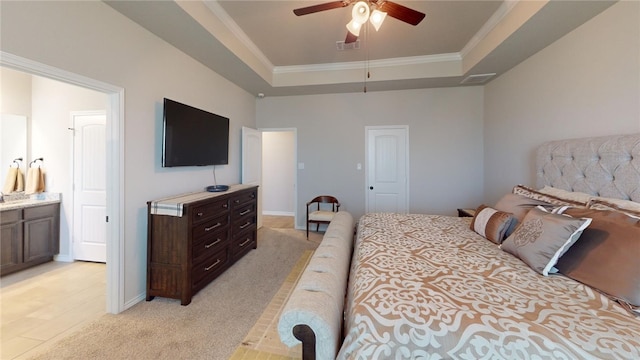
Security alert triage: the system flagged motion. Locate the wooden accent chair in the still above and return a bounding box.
[306,195,340,238]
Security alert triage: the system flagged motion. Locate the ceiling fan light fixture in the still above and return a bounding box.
[370,9,387,31]
[346,19,362,36]
[351,1,370,23]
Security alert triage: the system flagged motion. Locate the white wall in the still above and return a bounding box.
[262,130,295,216]
[1,68,32,182]
[1,67,32,116]
[483,1,640,205]
[1,1,256,307]
[256,86,485,227]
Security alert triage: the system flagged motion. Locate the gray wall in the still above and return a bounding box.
[256,87,485,228]
[483,0,640,205]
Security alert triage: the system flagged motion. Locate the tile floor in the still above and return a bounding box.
[0,261,106,359]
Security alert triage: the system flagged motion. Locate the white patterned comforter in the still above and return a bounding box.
[337,213,640,359]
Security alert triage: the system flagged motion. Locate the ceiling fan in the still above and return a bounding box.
[293,0,426,44]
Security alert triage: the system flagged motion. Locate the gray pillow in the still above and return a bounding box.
[501,206,591,276]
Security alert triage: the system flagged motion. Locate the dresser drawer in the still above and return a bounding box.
[230,189,257,208]
[192,228,228,264]
[232,202,256,220]
[231,230,256,258]
[231,215,256,236]
[192,249,228,288]
[191,199,229,224]
[192,214,229,240]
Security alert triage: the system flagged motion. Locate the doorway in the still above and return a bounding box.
[1,52,124,314]
[241,127,297,228]
[261,129,297,226]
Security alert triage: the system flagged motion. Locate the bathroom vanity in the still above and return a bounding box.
[0,199,60,276]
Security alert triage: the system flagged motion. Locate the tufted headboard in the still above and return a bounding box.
[536,133,640,202]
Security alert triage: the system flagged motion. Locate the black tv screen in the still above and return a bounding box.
[162,98,229,167]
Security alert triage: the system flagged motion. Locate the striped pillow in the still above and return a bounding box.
[470,205,517,244]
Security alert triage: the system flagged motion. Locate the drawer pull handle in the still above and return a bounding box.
[235,199,240,204]
[205,259,221,271]
[205,239,222,248]
[239,221,252,229]
[223,203,228,208]
[197,212,204,217]
[205,223,222,232]
[240,209,251,216]
[250,194,255,198]
[239,238,252,247]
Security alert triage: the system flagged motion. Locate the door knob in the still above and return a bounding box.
[369,186,374,190]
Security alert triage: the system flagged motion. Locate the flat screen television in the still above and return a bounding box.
[162,98,229,167]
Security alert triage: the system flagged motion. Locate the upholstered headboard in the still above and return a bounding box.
[536,133,640,202]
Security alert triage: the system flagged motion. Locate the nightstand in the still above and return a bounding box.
[457,208,476,217]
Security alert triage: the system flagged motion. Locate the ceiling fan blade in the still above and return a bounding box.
[379,1,426,26]
[345,31,358,44]
[293,1,348,16]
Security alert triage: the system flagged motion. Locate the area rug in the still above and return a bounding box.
[228,250,313,360]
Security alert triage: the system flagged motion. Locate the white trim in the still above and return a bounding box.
[202,1,274,71]
[53,254,73,262]
[1,51,125,314]
[460,0,519,58]
[274,53,461,74]
[263,211,295,217]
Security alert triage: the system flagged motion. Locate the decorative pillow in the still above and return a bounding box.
[500,207,592,276]
[588,198,640,218]
[469,205,516,244]
[556,208,640,306]
[539,186,594,205]
[494,193,553,225]
[512,185,586,207]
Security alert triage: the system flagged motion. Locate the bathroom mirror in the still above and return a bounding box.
[1,114,28,192]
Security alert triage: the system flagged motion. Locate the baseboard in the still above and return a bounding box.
[54,254,73,262]
[124,293,147,311]
[263,211,294,216]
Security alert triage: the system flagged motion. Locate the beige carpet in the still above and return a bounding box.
[25,226,321,360]
[229,250,313,360]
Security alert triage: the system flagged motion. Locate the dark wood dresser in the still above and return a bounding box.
[146,184,258,305]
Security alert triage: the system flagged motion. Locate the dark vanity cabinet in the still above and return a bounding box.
[0,202,60,276]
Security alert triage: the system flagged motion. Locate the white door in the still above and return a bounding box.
[241,126,263,228]
[365,126,409,213]
[72,112,107,262]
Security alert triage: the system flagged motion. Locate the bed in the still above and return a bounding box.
[279,133,640,359]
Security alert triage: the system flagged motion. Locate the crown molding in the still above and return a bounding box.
[460,0,519,58]
[0,51,122,93]
[203,1,274,71]
[273,53,462,75]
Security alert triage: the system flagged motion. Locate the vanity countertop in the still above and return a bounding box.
[0,193,61,211]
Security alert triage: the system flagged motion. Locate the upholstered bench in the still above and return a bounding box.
[277,211,355,360]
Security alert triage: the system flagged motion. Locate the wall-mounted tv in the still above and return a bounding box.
[162,98,229,167]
